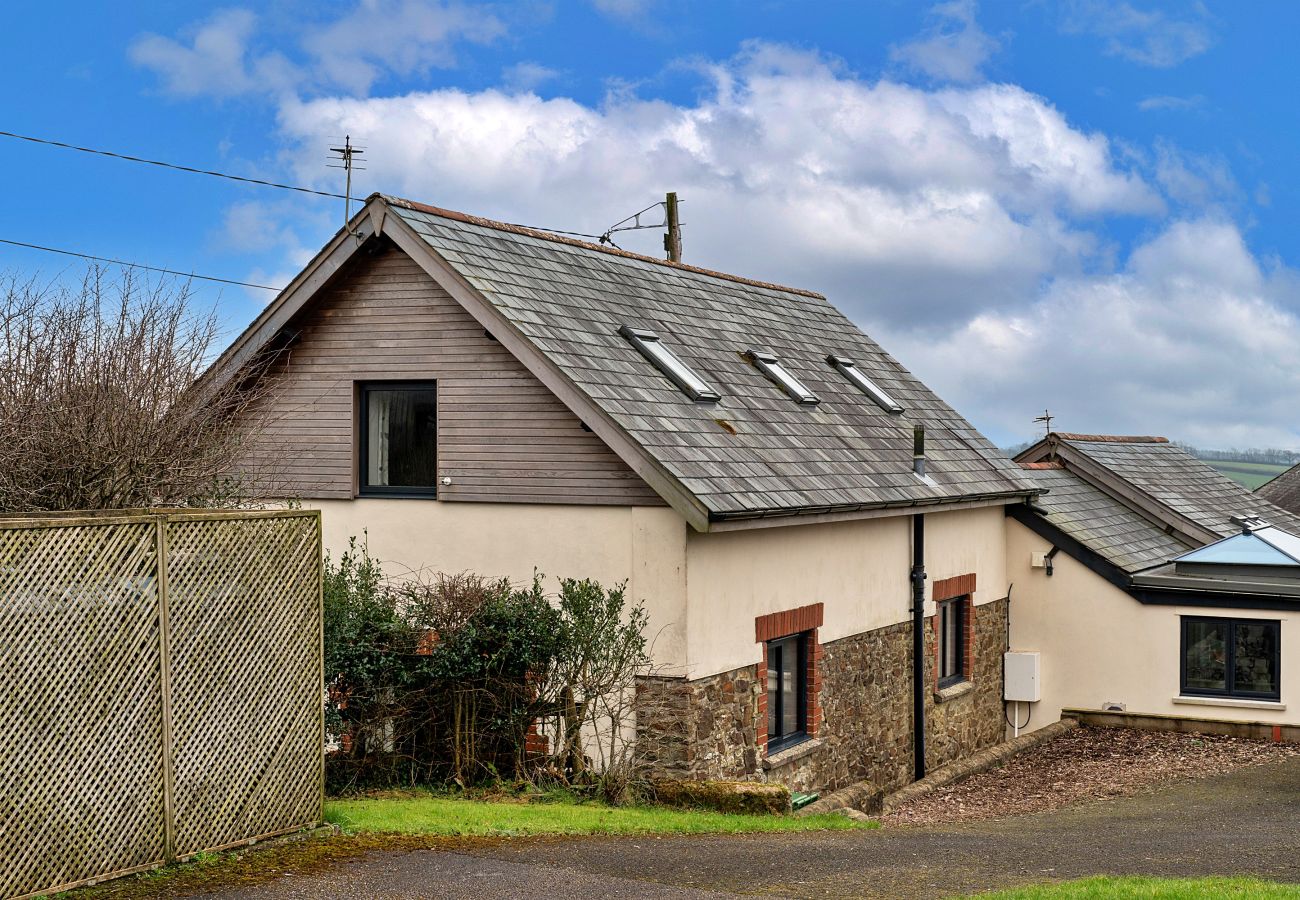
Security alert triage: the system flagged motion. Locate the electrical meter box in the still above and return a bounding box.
[1004,651,1041,703]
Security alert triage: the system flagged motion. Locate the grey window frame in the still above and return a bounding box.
[619,325,720,402]
[767,631,809,752]
[1180,615,1280,701]
[358,380,439,499]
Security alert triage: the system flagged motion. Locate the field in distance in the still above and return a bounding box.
[1206,459,1291,490]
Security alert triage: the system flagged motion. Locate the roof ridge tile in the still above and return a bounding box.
[379,193,827,300]
[1055,432,1170,444]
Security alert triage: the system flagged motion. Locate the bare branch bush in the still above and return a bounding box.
[0,268,277,510]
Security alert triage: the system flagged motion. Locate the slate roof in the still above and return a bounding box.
[1055,435,1300,538]
[1017,464,1193,573]
[1258,463,1300,517]
[384,196,1036,520]
[1013,434,1300,577]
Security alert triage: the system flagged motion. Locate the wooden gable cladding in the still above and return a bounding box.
[243,243,665,506]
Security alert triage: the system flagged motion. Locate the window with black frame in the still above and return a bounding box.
[938,597,966,688]
[1181,616,1280,701]
[766,632,807,751]
[359,382,438,497]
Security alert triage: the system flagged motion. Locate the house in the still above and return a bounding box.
[1258,462,1300,516]
[1007,433,1300,736]
[205,193,1040,794]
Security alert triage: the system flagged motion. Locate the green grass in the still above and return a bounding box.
[1205,460,1290,490]
[980,876,1300,899]
[324,795,871,837]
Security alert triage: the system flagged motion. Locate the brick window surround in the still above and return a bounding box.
[932,574,976,689]
[755,603,824,752]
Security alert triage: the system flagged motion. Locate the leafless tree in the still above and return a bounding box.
[0,267,277,511]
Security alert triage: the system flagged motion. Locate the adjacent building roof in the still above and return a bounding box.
[208,194,1037,529]
[1258,462,1300,516]
[1015,464,1192,573]
[1013,434,1300,590]
[1017,433,1300,544]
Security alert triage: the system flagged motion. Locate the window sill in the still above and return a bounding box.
[1172,696,1285,712]
[762,737,824,770]
[934,680,974,704]
[356,492,440,500]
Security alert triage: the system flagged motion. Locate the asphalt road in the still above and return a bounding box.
[203,756,1300,899]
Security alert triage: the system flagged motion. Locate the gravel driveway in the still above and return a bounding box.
[200,753,1300,899]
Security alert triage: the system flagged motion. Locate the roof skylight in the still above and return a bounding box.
[826,355,904,414]
[746,350,819,406]
[620,325,720,402]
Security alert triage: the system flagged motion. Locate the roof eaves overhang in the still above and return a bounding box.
[1005,502,1134,591]
[708,490,1038,532]
[1129,573,1300,609]
[378,202,715,532]
[1132,553,1300,594]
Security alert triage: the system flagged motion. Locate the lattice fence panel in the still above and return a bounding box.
[0,520,166,899]
[166,513,323,857]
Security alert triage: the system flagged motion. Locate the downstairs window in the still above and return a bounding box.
[1181,616,1280,701]
[767,632,808,752]
[938,596,968,688]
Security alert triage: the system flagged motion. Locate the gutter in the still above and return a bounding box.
[709,488,1041,524]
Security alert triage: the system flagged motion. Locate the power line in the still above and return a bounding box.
[1,127,618,240]
[0,128,358,201]
[0,238,281,292]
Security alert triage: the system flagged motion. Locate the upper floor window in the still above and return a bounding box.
[359,382,438,497]
[1182,616,1280,701]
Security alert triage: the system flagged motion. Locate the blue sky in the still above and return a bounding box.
[3,1,1298,448]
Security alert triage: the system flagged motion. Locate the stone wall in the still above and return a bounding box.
[636,596,1009,794]
[925,596,1009,772]
[634,666,761,779]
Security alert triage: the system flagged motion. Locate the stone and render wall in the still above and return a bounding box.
[638,593,1010,794]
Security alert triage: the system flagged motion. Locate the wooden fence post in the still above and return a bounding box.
[155,516,177,863]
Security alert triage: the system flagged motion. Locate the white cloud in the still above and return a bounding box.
[302,0,506,95]
[501,61,560,93]
[890,0,1002,83]
[276,44,1158,326]
[1150,142,1236,208]
[131,2,504,99]
[129,9,297,98]
[1060,1,1215,68]
[888,219,1300,447]
[1137,93,1205,112]
[216,200,310,254]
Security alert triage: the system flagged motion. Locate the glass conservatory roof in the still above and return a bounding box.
[1175,525,1300,567]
